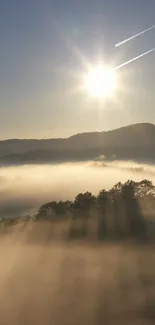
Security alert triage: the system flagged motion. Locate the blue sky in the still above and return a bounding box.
[0,0,155,138]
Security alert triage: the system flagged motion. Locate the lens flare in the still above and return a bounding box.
[85,66,117,98]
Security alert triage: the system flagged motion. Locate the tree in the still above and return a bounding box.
[112,182,123,193]
[121,181,146,239]
[97,190,108,238]
[74,192,96,213]
[121,179,155,198]
[73,192,96,237]
[135,180,155,197]
[108,186,125,238]
[36,200,72,220]
[121,181,135,200]
[97,189,107,208]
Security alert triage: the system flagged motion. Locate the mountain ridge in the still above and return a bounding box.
[1,122,154,142]
[0,123,155,164]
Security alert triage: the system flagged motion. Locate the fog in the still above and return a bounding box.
[1,162,155,325]
[1,161,155,217]
[1,237,155,325]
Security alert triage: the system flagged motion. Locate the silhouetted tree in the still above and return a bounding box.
[36,200,72,220]
[97,190,108,239]
[74,192,96,211]
[73,192,96,236]
[122,179,155,198]
[112,182,123,192]
[121,182,146,239]
[135,180,155,197]
[109,187,123,238]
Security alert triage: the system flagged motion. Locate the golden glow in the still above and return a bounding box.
[84,66,117,98]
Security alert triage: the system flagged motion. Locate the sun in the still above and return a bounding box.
[84,66,117,99]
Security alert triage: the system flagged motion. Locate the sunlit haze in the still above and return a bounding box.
[84,66,117,98]
[0,161,155,218]
[0,1,155,138]
[1,2,155,324]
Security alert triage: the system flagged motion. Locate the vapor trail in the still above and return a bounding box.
[115,47,155,70]
[115,25,155,48]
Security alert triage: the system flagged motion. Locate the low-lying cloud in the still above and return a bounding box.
[1,161,155,217]
[90,160,155,176]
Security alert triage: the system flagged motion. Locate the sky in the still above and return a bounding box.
[0,0,155,139]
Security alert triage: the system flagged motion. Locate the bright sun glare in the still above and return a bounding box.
[85,66,117,99]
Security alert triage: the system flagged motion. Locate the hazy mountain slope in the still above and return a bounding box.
[0,123,155,152]
[68,123,155,148]
[0,123,155,163]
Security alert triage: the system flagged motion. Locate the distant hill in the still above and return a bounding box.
[0,123,155,164]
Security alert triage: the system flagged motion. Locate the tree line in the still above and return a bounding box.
[35,179,155,240]
[1,179,155,240]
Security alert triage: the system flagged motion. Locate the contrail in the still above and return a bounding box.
[115,47,155,70]
[115,25,155,48]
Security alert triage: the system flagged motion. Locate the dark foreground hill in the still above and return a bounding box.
[0,123,155,163]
